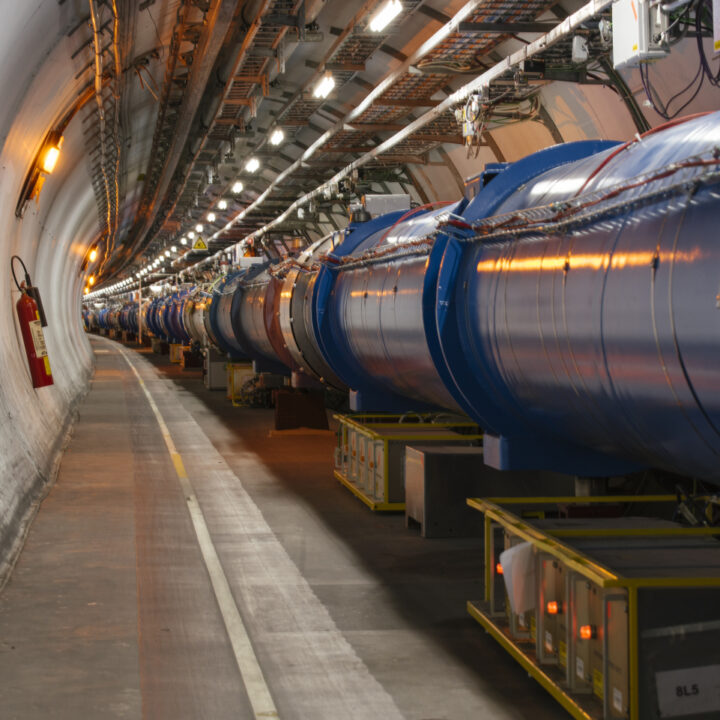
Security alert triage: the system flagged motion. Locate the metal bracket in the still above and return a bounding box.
[265,0,306,41]
[458,21,560,34]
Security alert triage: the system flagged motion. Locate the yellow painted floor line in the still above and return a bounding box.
[118,345,279,720]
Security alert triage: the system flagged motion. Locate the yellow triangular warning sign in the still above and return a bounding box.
[192,237,208,251]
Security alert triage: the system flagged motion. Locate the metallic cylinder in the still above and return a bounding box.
[321,206,465,411]
[231,266,282,366]
[206,271,249,359]
[278,234,346,389]
[182,286,208,345]
[442,112,720,479]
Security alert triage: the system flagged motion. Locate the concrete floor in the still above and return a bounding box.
[0,336,566,719]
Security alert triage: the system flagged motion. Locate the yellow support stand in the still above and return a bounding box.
[227,362,254,406]
[332,413,481,511]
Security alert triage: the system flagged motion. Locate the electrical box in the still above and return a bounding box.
[612,0,669,69]
[203,347,227,390]
[403,446,574,538]
[333,413,481,510]
[362,194,411,218]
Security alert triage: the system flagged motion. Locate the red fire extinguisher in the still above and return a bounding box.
[12,256,53,388]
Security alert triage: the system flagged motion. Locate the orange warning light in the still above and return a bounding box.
[496,563,503,575]
[547,601,559,615]
[579,624,595,640]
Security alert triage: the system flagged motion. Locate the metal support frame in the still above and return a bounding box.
[468,497,720,720]
[458,21,559,33]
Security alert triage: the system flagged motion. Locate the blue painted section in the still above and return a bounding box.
[431,140,639,475]
[313,214,404,393]
[314,209,456,412]
[166,291,189,344]
[146,298,164,340]
[464,162,510,200]
[482,434,643,477]
[208,271,250,360]
[462,140,619,223]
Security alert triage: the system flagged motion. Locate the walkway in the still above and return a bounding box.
[0,336,561,719]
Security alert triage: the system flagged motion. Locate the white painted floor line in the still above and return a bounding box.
[117,344,279,720]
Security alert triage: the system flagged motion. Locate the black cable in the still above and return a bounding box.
[10,255,31,292]
[665,1,695,43]
[663,59,705,115]
[640,56,704,119]
[696,0,720,86]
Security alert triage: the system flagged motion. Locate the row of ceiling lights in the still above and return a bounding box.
[87,0,404,299]
[85,146,270,298]
[162,0,402,265]
[133,151,270,279]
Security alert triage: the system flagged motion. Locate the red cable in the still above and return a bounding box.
[573,112,713,198]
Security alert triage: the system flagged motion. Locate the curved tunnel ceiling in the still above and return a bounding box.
[6,0,720,298]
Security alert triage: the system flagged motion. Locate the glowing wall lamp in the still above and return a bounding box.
[16,82,98,217]
[16,131,64,216]
[39,132,63,174]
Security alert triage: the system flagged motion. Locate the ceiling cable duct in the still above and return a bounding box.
[88,0,113,270]
[145,0,274,246]
[109,0,122,274]
[117,0,240,275]
[88,0,123,278]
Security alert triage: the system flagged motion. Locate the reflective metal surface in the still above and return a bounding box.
[330,205,464,411]
[451,112,720,478]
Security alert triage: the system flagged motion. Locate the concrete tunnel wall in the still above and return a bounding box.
[0,1,96,581]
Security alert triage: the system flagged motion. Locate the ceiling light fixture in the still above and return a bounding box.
[232,180,243,194]
[370,0,402,32]
[218,199,228,210]
[270,128,284,146]
[88,246,98,263]
[207,212,216,222]
[180,237,188,245]
[188,231,195,239]
[171,245,177,252]
[195,223,204,232]
[245,157,260,173]
[313,72,335,99]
